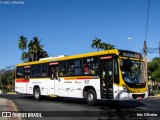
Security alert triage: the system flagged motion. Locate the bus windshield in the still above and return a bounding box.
[120,58,145,84]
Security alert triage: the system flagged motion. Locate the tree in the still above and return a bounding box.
[18,36,27,51]
[148,57,160,89]
[18,36,29,62]
[18,36,49,62]
[0,66,15,92]
[21,52,29,62]
[91,37,115,51]
[91,38,102,51]
[28,37,44,61]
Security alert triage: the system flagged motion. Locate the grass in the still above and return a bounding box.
[153,89,160,95]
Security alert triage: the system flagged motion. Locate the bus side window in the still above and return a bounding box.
[83,57,98,75]
[16,66,24,78]
[41,63,48,77]
[83,64,89,74]
[59,61,66,76]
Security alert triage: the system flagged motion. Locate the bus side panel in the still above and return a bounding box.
[29,78,50,95]
[15,81,27,94]
[58,78,69,97]
[57,78,101,99]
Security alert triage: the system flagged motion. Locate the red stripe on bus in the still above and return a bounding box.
[16,79,29,83]
[77,78,94,80]
[64,77,97,80]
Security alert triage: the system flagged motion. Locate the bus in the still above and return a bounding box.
[15,49,148,105]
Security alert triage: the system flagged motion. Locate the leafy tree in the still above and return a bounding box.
[0,66,15,91]
[91,37,115,51]
[18,36,49,62]
[148,57,160,89]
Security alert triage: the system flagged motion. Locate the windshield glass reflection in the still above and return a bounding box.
[120,58,145,84]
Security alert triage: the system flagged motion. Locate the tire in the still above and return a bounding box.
[33,88,41,101]
[86,89,97,105]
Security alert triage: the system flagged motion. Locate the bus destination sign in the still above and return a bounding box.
[119,50,141,59]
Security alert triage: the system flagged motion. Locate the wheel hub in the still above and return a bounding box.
[88,94,93,101]
[35,91,39,98]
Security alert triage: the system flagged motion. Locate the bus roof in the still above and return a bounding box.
[16,49,142,66]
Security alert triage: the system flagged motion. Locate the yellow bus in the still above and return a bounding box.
[15,49,148,105]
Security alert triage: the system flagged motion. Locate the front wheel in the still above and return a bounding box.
[86,89,97,105]
[33,88,41,100]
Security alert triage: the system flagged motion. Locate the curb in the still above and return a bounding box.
[148,95,160,98]
[6,92,17,94]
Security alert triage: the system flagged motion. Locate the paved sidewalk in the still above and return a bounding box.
[0,98,21,120]
[148,94,160,98]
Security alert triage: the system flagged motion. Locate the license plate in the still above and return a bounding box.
[137,96,142,99]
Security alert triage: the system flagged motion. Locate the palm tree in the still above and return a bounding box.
[28,37,48,61]
[107,44,115,50]
[39,50,49,59]
[101,42,108,50]
[21,52,29,62]
[101,42,115,50]
[18,36,27,51]
[91,37,115,51]
[91,38,102,51]
[18,36,49,62]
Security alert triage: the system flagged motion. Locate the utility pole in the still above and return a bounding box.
[144,40,148,82]
[158,41,160,58]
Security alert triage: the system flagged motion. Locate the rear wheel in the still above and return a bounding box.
[34,88,41,100]
[86,89,97,105]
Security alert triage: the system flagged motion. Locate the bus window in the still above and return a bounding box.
[59,61,66,76]
[16,66,24,78]
[41,64,48,77]
[83,64,90,74]
[32,64,41,78]
[74,59,82,75]
[83,57,98,75]
[66,59,82,75]
[91,63,98,75]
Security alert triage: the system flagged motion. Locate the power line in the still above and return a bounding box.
[147,41,160,58]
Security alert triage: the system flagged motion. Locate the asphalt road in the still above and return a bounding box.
[0,94,160,120]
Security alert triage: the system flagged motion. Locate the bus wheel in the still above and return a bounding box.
[86,89,97,105]
[34,88,41,100]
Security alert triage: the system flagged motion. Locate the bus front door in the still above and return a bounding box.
[49,65,58,96]
[100,59,114,99]
[24,67,30,94]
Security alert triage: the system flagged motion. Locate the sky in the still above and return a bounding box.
[0,0,160,69]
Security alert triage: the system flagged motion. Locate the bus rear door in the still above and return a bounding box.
[24,66,30,94]
[49,62,59,96]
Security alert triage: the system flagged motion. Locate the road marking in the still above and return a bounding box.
[136,107,147,110]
